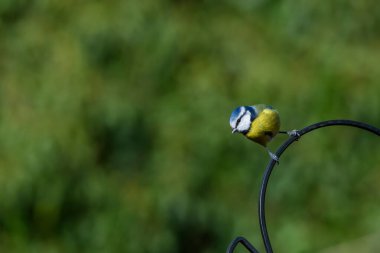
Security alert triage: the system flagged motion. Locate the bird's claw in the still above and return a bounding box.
[287,129,300,140]
[266,148,280,165]
[270,153,280,165]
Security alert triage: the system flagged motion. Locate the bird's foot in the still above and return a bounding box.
[288,129,300,139]
[280,129,301,140]
[266,148,279,165]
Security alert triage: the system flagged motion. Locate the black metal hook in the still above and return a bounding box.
[227,120,380,253]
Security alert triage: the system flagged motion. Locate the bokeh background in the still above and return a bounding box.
[1,1,380,252]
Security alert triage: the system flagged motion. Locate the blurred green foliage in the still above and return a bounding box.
[1,0,380,252]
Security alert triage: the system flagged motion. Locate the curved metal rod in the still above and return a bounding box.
[226,236,260,253]
[259,120,380,252]
[228,119,380,253]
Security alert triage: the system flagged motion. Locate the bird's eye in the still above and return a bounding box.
[236,117,241,126]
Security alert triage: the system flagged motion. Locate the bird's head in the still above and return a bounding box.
[229,106,257,135]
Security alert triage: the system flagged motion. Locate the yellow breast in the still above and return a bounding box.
[245,108,280,146]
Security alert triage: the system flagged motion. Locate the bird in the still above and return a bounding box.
[229,104,298,163]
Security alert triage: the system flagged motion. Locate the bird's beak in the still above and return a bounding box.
[232,128,237,134]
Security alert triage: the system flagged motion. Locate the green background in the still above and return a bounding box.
[1,1,380,252]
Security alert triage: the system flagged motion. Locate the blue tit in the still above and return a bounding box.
[229,104,281,162]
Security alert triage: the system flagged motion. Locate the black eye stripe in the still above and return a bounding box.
[236,110,250,128]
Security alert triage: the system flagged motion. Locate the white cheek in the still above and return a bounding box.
[237,114,251,132]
